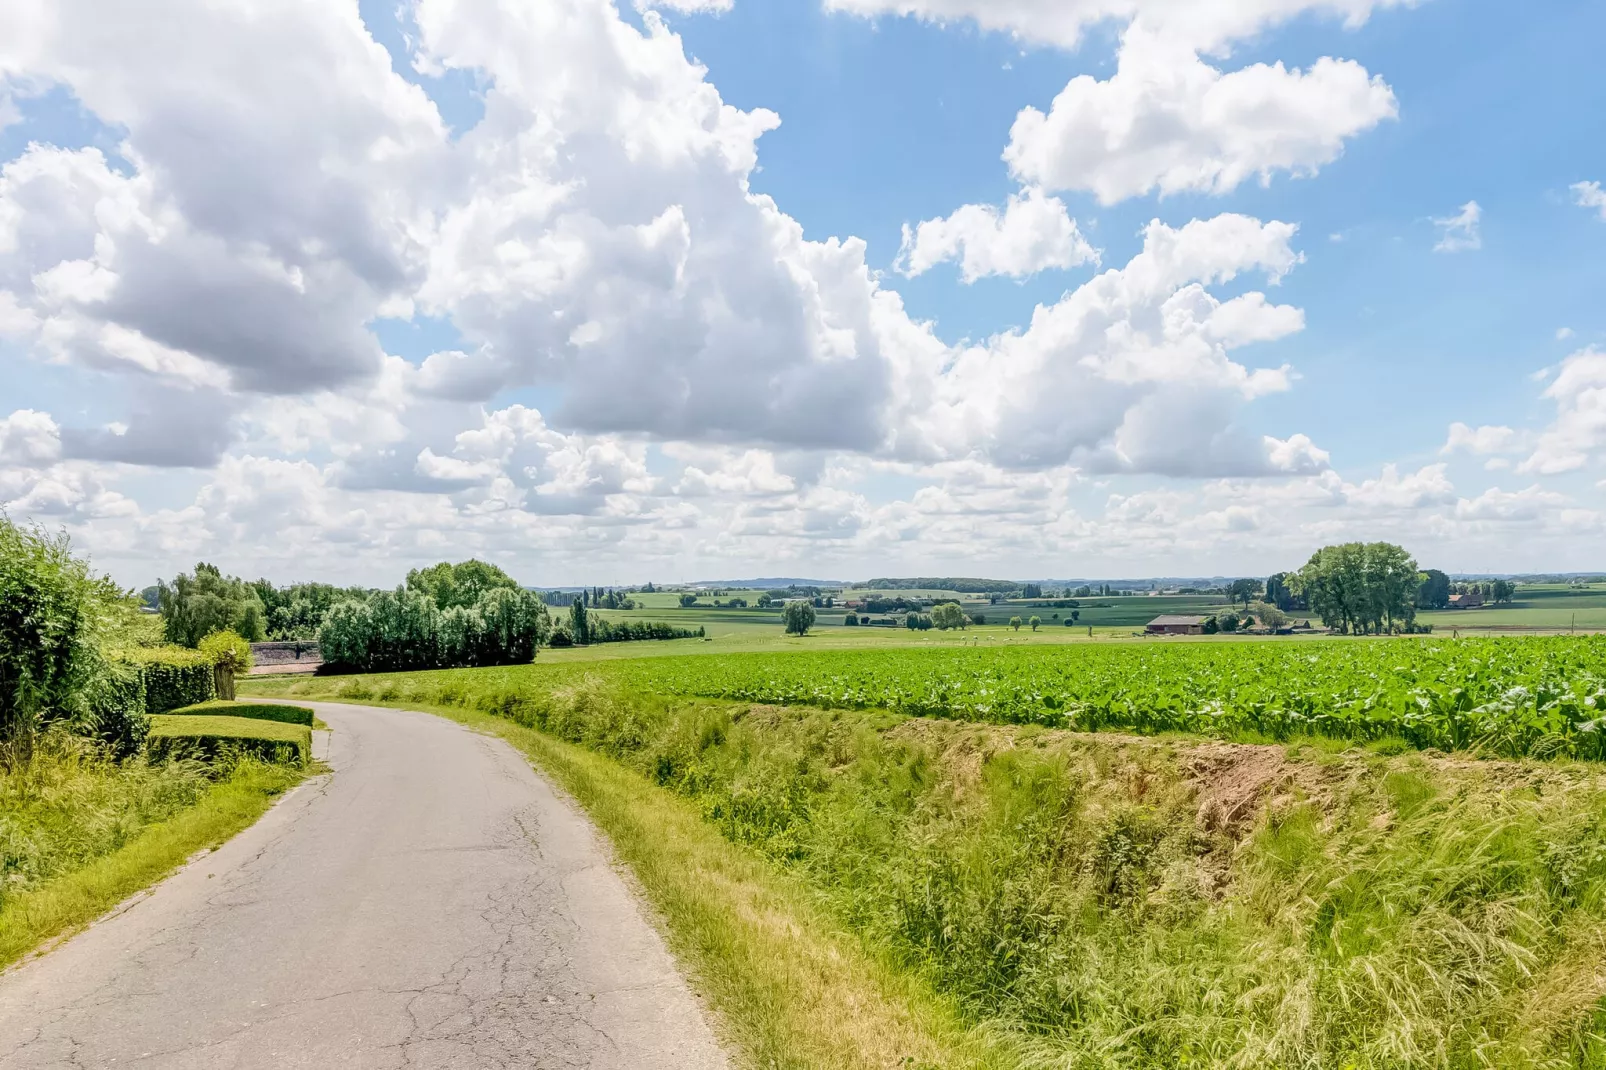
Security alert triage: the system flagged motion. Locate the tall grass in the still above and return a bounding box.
[0,735,303,966]
[261,670,1606,1068]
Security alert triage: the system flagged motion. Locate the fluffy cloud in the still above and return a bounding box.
[1520,348,1606,475]
[0,2,441,395]
[1432,200,1482,253]
[897,187,1096,282]
[917,213,1313,474]
[0,0,1441,584]
[1441,422,1525,457]
[1003,25,1397,204]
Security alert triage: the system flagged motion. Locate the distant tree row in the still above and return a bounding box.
[319,562,550,671]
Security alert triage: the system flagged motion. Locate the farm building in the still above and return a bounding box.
[1448,591,1484,609]
[1146,615,1209,635]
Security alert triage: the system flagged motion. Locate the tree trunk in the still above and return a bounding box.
[213,664,235,702]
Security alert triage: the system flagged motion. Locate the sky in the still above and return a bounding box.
[1,0,1604,588]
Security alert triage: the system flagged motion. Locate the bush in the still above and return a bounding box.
[165,701,314,727]
[147,715,310,766]
[197,630,253,674]
[114,647,216,714]
[0,519,122,762]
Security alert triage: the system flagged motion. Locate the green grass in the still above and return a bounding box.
[165,700,315,726]
[147,715,312,765]
[0,745,303,968]
[245,668,1606,1068]
[254,635,1606,761]
[1420,584,1606,633]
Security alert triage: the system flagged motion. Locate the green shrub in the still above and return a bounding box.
[197,630,253,674]
[114,647,216,713]
[165,701,314,727]
[147,715,309,766]
[0,519,123,762]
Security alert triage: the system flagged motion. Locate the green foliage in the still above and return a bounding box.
[1027,615,1040,631]
[0,518,124,761]
[165,700,314,727]
[197,630,253,674]
[250,579,376,640]
[158,563,267,645]
[377,636,1606,761]
[147,714,310,765]
[113,646,216,714]
[843,612,858,627]
[680,593,699,608]
[569,599,590,645]
[0,736,214,912]
[279,671,1606,1065]
[782,600,816,636]
[405,559,521,611]
[1009,616,1022,631]
[318,584,550,672]
[1294,542,1422,634]
[930,603,967,631]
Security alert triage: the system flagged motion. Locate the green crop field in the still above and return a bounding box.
[265,634,1606,761]
[1418,582,1606,633]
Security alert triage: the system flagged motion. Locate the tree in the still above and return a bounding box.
[1292,542,1420,635]
[756,593,774,608]
[1252,602,1288,630]
[1491,579,1516,605]
[782,600,816,636]
[1009,616,1023,631]
[1220,612,1240,632]
[569,599,590,645]
[1228,578,1263,609]
[1416,569,1451,610]
[1071,610,1080,622]
[1028,615,1041,631]
[843,611,858,626]
[679,593,698,607]
[159,563,267,646]
[406,559,520,611]
[1021,583,1043,598]
[1265,573,1304,611]
[931,603,967,630]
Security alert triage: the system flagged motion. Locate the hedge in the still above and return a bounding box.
[147,715,310,766]
[113,647,217,713]
[165,701,314,727]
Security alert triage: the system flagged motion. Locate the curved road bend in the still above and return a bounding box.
[0,701,730,1070]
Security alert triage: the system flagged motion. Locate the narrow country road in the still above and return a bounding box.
[0,702,731,1069]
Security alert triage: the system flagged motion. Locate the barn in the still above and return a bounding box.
[1146,615,1209,635]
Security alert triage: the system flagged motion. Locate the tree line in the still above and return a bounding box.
[318,562,550,672]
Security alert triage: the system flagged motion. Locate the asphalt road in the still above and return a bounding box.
[0,701,731,1069]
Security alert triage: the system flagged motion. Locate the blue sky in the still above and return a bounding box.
[1,0,1604,586]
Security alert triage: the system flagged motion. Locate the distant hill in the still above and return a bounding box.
[689,577,849,588]
[858,577,1021,593]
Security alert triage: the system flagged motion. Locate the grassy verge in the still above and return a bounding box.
[394,698,1013,1070]
[1,755,303,969]
[148,714,312,765]
[250,670,1606,1068]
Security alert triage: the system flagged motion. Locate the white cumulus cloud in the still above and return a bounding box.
[897,186,1097,282]
[1003,25,1397,204]
[1573,181,1606,221]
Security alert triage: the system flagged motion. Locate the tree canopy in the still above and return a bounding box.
[1291,542,1421,635]
[782,600,816,636]
[159,563,267,646]
[405,559,522,611]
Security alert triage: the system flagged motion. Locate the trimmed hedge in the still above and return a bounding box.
[147,715,310,766]
[165,701,314,727]
[113,647,217,713]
